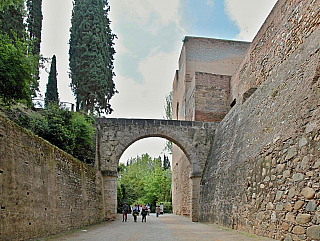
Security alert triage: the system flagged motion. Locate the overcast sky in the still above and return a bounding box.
[40,0,277,164]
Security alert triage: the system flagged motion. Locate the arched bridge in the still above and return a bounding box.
[95,118,218,221]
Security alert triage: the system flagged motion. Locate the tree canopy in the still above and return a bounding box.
[26,0,43,83]
[0,0,39,106]
[69,0,117,114]
[117,154,172,211]
[0,34,36,105]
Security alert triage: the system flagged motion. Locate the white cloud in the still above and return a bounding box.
[207,0,215,8]
[109,0,184,35]
[110,49,179,119]
[224,0,277,41]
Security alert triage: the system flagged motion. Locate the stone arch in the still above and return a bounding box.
[95,118,218,221]
[115,134,195,172]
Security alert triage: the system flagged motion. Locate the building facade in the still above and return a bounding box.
[172,36,250,217]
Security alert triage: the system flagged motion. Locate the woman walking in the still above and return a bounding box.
[132,204,139,222]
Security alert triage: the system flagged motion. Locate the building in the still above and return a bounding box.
[172,36,250,217]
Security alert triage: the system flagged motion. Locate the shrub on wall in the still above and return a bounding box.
[1,102,95,164]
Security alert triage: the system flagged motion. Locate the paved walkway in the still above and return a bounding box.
[50,214,276,241]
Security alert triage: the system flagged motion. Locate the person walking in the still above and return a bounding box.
[132,204,139,222]
[156,205,160,217]
[141,205,147,222]
[146,203,150,216]
[122,203,129,222]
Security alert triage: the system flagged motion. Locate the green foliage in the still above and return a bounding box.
[33,104,95,163]
[0,4,24,39]
[0,1,40,106]
[45,55,59,107]
[34,104,75,153]
[0,0,24,11]
[26,0,42,83]
[26,0,42,56]
[69,0,117,114]
[2,103,95,164]
[71,112,95,163]
[163,154,171,171]
[164,91,173,120]
[117,154,172,212]
[0,33,37,106]
[164,91,173,154]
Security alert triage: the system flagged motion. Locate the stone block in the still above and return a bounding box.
[301,187,315,199]
[292,226,305,234]
[307,225,320,239]
[294,201,305,210]
[296,214,311,224]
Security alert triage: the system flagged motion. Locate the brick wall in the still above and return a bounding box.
[0,116,104,240]
[200,0,320,239]
[194,72,231,122]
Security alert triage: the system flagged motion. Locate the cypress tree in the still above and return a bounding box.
[0,3,24,39]
[26,0,43,83]
[45,55,59,107]
[69,0,117,114]
[26,0,42,57]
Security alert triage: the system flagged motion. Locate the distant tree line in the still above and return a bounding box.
[117,154,172,213]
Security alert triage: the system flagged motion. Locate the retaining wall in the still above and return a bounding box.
[200,0,320,240]
[0,116,104,240]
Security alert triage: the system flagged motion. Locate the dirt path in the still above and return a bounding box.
[49,214,276,241]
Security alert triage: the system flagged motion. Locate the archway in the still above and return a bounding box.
[95,118,218,221]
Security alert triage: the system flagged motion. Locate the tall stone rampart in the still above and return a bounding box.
[200,0,320,240]
[0,116,104,240]
[230,0,320,104]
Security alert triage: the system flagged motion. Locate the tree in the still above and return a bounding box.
[26,0,42,57]
[26,0,43,83]
[0,3,24,39]
[32,104,95,163]
[69,0,117,114]
[0,0,24,11]
[0,34,36,106]
[0,1,39,104]
[117,154,172,211]
[45,55,59,107]
[164,91,173,154]
[163,154,171,171]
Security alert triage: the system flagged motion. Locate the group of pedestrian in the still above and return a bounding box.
[122,203,152,222]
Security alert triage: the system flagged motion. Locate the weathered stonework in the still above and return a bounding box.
[199,0,320,240]
[95,118,218,221]
[0,116,104,240]
[172,37,250,218]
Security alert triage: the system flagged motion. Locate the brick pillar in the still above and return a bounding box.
[190,175,201,222]
[101,171,117,220]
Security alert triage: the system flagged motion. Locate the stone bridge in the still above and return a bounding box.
[95,118,218,221]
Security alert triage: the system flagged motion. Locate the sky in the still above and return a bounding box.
[40,0,277,164]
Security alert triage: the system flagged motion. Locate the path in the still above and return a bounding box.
[50,214,276,241]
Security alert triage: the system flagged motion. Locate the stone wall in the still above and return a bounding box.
[200,0,320,239]
[0,116,104,240]
[172,145,191,217]
[172,37,249,218]
[230,0,320,104]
